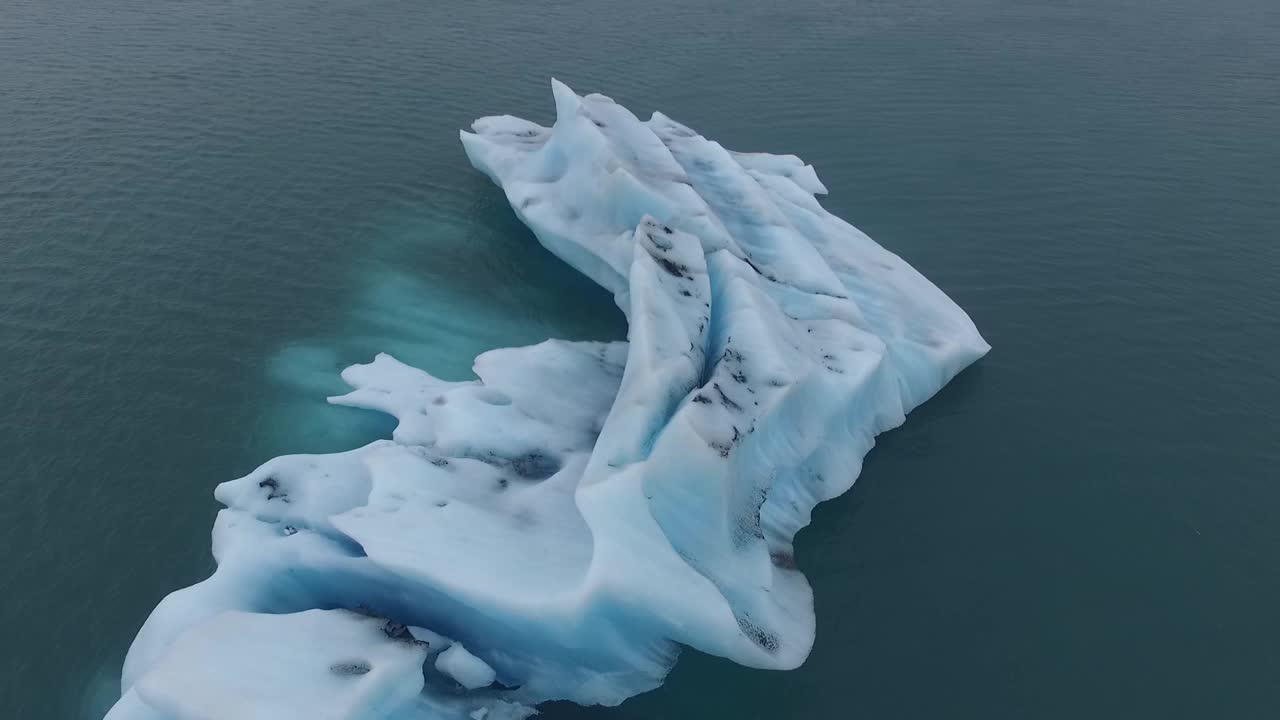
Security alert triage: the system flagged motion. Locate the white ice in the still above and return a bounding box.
[108,80,987,719]
[435,644,497,691]
[109,610,429,720]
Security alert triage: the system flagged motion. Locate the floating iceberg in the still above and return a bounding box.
[107,81,988,720]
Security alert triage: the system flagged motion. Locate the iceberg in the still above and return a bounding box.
[106,81,988,720]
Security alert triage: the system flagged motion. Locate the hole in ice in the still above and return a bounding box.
[258,476,288,501]
[382,621,417,642]
[330,660,371,676]
[432,396,447,406]
[654,257,689,278]
[510,451,560,480]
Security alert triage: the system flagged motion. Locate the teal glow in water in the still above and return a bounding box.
[1,0,1277,717]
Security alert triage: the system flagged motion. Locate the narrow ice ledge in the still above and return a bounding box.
[107,81,988,720]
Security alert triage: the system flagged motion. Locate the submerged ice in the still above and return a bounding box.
[107,81,988,720]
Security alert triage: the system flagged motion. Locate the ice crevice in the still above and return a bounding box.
[106,80,988,720]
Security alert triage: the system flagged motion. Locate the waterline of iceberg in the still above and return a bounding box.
[107,81,988,720]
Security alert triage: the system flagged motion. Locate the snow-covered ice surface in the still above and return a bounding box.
[107,81,988,720]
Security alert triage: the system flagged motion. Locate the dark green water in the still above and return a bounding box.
[2,0,1278,717]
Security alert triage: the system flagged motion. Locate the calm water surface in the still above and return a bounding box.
[2,0,1278,717]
